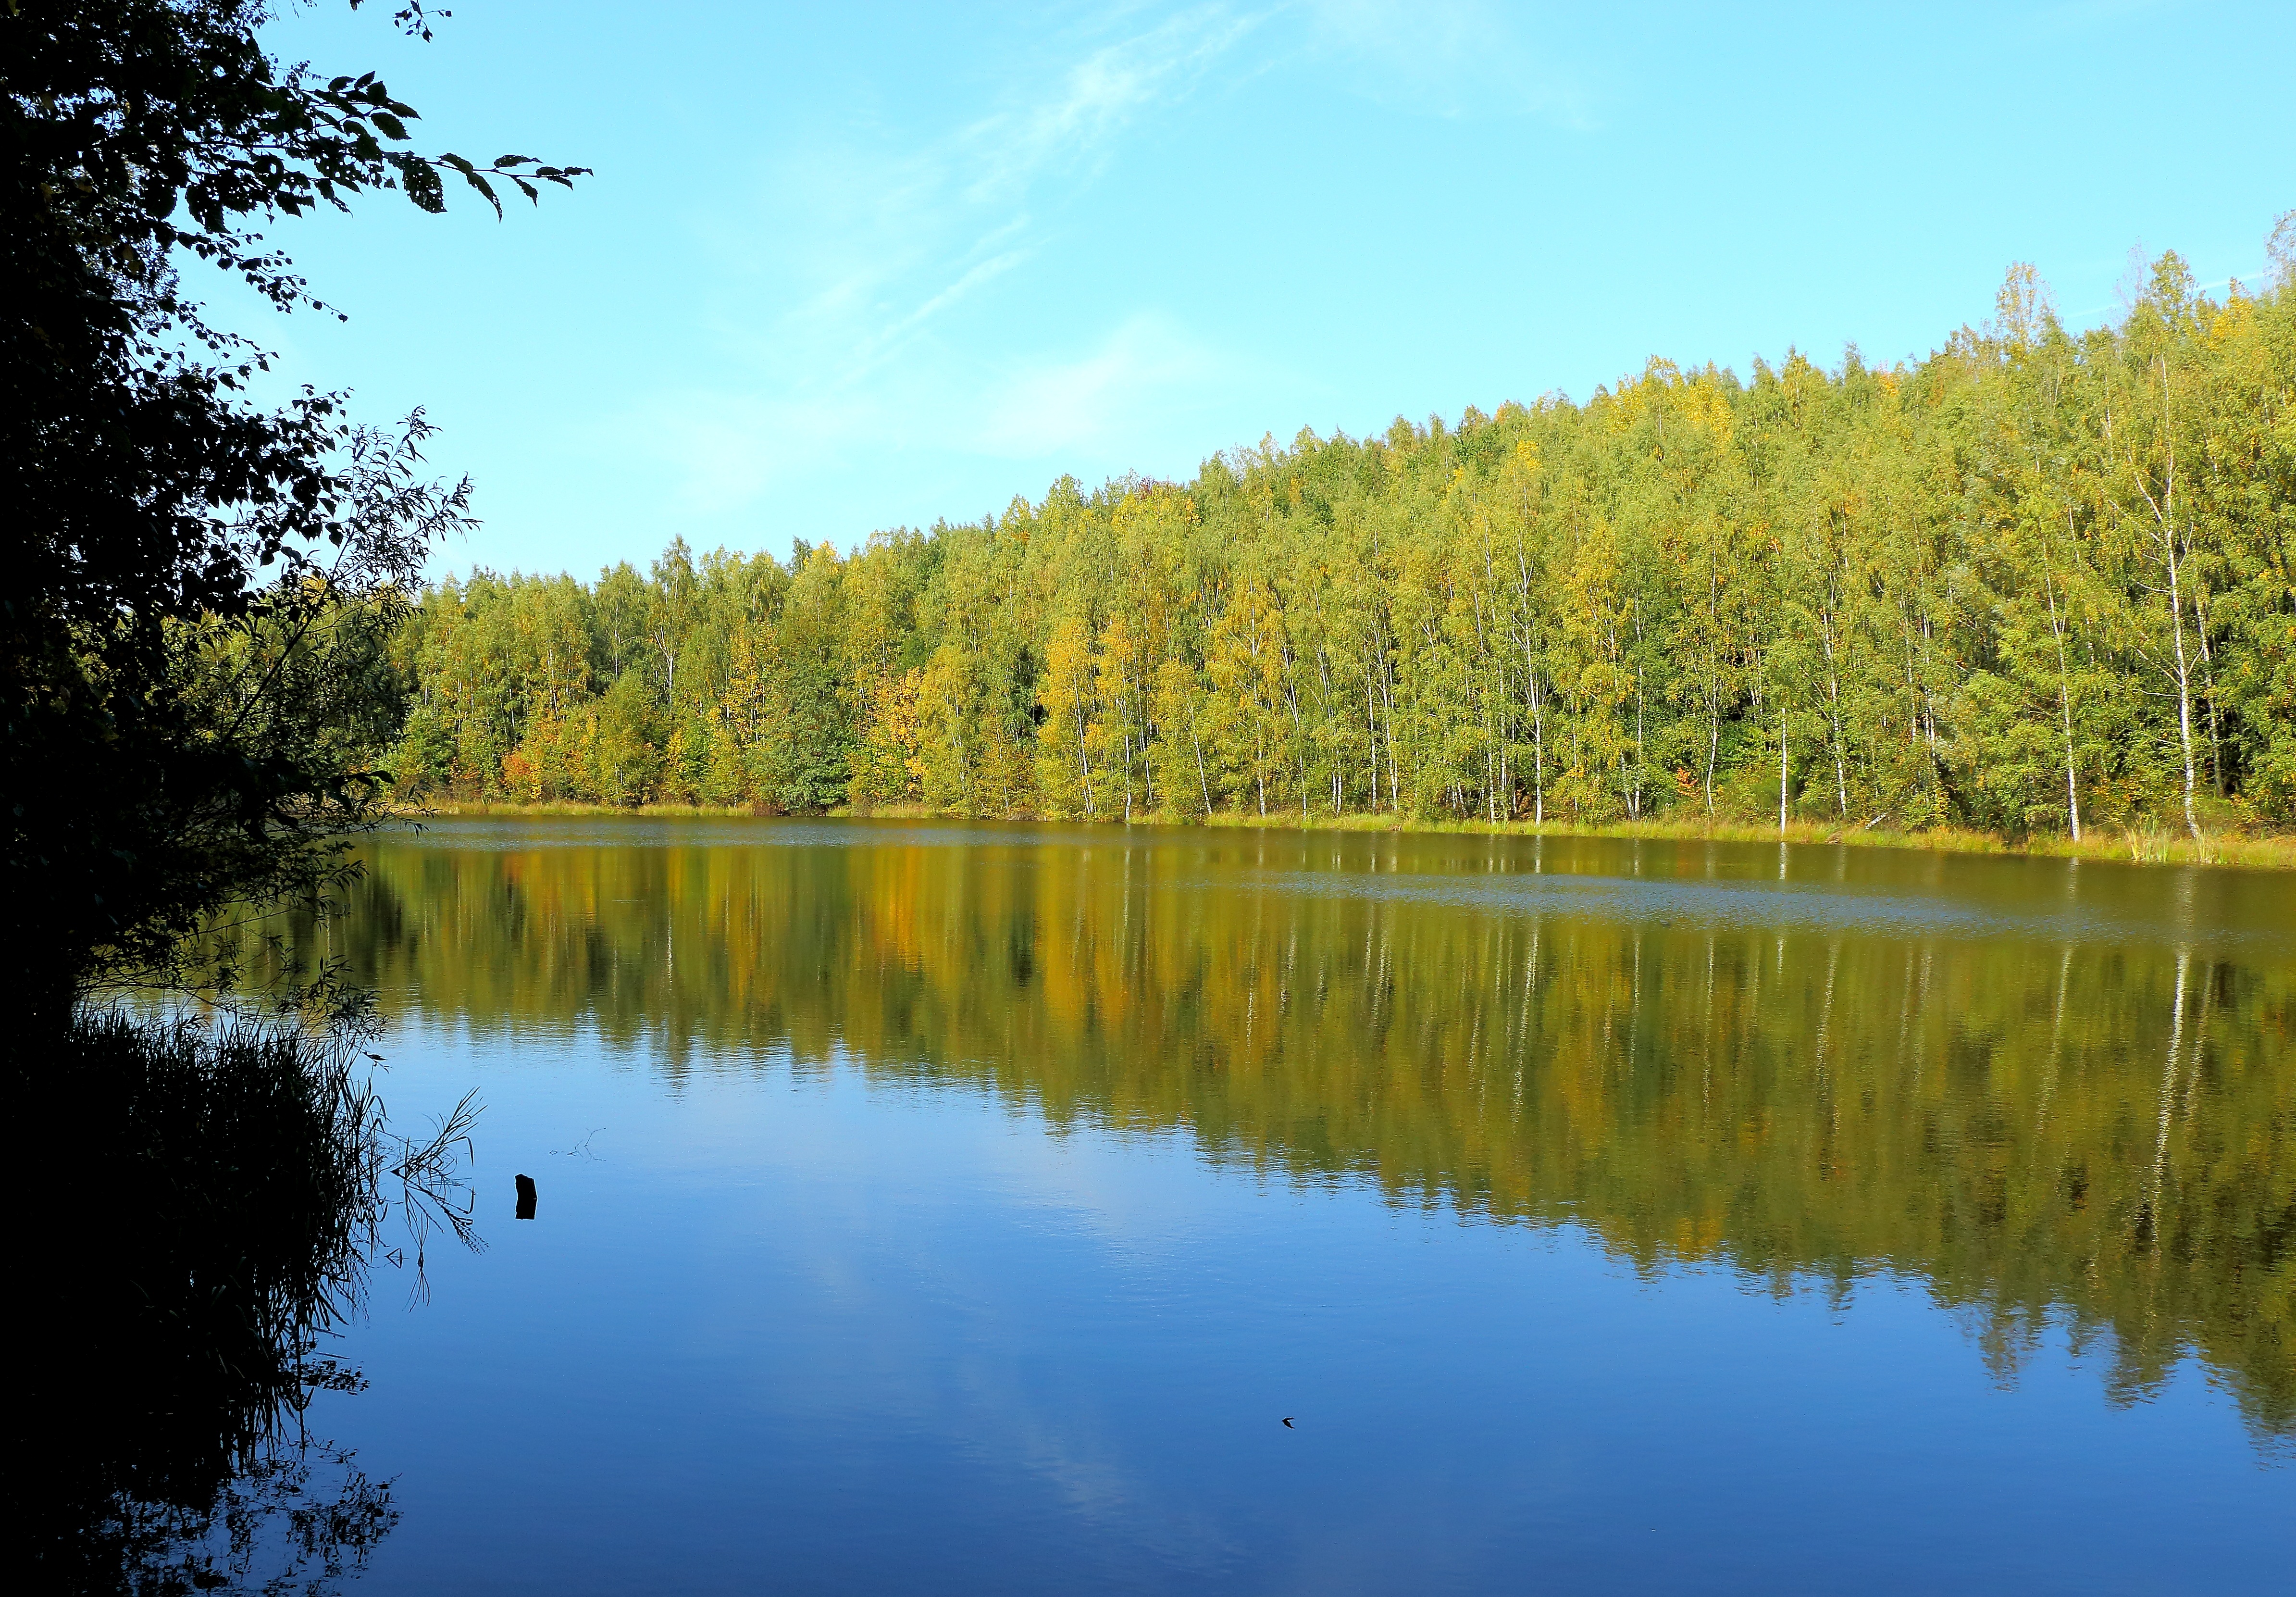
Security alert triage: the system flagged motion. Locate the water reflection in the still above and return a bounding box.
[329,821,2294,1443]
[18,1016,401,1594]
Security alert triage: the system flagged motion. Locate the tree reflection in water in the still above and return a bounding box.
[14,1013,477,1594]
[321,822,2292,1445]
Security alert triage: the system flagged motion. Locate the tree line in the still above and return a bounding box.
[390,241,2296,841]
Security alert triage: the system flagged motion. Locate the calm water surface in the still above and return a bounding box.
[311,819,2293,1594]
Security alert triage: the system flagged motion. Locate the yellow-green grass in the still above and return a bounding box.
[394,800,2296,870]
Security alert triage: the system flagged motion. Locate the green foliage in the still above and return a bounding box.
[392,241,2296,841]
[14,1011,400,1590]
[4,0,583,1015]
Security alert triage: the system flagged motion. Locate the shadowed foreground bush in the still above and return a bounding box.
[9,1012,397,1595]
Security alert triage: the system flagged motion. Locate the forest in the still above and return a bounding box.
[386,248,2296,841]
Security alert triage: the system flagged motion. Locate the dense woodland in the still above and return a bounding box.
[389,249,2296,839]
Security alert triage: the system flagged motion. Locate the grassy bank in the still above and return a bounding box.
[397,800,2296,870]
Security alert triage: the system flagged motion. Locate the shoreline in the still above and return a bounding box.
[387,801,2296,871]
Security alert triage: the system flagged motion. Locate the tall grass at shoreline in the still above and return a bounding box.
[11,1011,475,1593]
[396,800,2296,871]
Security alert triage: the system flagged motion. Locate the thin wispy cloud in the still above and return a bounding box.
[635,4,1268,525]
[628,0,1599,533]
[1295,0,1592,125]
[852,248,1032,369]
[957,5,1259,203]
[976,313,1236,459]
[761,4,1257,377]
[632,314,1251,523]
[631,390,870,518]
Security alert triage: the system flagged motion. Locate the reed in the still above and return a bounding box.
[391,799,2296,871]
[10,1011,471,1593]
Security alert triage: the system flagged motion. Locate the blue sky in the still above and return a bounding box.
[226,1,2295,579]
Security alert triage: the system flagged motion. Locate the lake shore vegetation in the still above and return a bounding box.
[13,1015,397,1589]
[400,799,2296,870]
[387,237,2296,856]
[7,0,582,1019]
[6,4,580,1587]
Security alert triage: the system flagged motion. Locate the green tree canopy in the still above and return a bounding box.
[2,0,584,1016]
[387,231,2296,850]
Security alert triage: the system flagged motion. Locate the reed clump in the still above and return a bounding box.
[394,799,2296,871]
[9,1012,422,1595]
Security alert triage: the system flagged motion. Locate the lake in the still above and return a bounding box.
[306,818,2291,1593]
